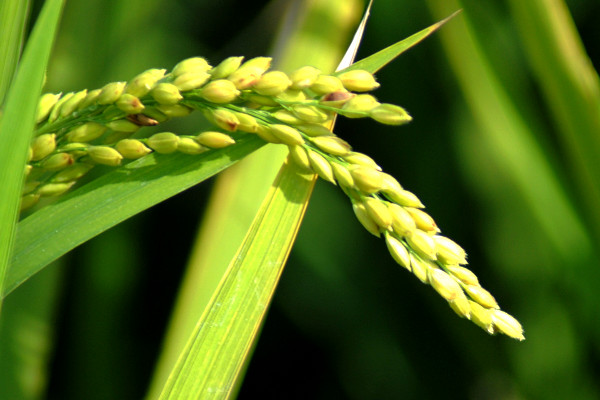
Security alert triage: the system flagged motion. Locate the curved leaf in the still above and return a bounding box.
[5,135,265,297]
[0,0,30,105]
[0,0,64,307]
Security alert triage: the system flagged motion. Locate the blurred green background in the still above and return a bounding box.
[2,0,600,399]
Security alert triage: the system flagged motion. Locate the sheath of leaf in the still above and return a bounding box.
[26,55,524,340]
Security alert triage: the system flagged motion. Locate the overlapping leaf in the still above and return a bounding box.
[0,0,64,309]
[5,135,265,297]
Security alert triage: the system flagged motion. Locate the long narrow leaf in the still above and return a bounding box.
[0,0,30,105]
[508,0,600,242]
[338,9,460,74]
[158,162,315,399]
[5,135,265,297]
[0,260,63,399]
[0,0,64,309]
[426,0,590,261]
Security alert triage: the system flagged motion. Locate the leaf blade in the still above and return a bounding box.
[426,0,590,260]
[0,0,64,308]
[0,0,30,105]
[338,9,461,74]
[159,161,315,399]
[5,135,265,298]
[508,0,600,241]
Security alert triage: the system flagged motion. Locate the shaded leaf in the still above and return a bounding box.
[158,162,315,399]
[0,0,30,105]
[5,135,265,297]
[0,0,64,307]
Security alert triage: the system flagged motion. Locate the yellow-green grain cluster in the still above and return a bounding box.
[26,56,409,211]
[285,130,524,339]
[25,55,523,339]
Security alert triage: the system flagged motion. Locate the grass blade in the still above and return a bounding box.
[158,162,315,399]
[0,0,64,310]
[5,135,265,298]
[0,0,30,105]
[508,0,600,242]
[338,9,461,74]
[0,261,63,399]
[426,0,590,261]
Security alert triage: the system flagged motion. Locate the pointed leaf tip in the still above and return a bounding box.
[338,9,462,75]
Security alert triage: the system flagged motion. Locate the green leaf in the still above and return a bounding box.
[338,9,461,74]
[426,0,590,261]
[0,0,30,105]
[158,162,315,399]
[0,0,64,310]
[508,0,600,242]
[4,135,265,298]
[0,259,63,399]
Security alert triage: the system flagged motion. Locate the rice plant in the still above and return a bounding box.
[1,0,599,399]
